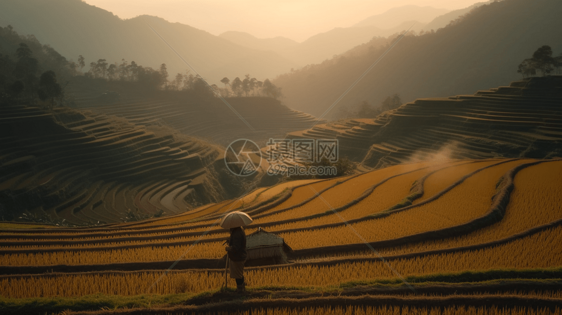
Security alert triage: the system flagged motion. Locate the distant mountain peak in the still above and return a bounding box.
[422,1,492,32]
[127,14,176,25]
[128,14,166,21]
[218,31,299,53]
[354,5,449,29]
[219,31,297,44]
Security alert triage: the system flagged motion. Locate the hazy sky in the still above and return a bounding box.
[84,0,483,42]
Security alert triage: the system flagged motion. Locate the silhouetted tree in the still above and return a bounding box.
[518,45,558,77]
[231,77,243,96]
[219,75,272,98]
[220,77,230,88]
[137,66,166,90]
[37,70,62,108]
[249,77,257,95]
[13,43,39,97]
[159,63,168,88]
[87,59,108,78]
[107,63,117,80]
[67,60,78,75]
[96,59,108,78]
[255,80,263,95]
[517,59,536,78]
[0,27,76,106]
[191,75,214,98]
[219,77,230,96]
[128,61,139,81]
[16,43,32,59]
[556,53,562,74]
[261,79,281,99]
[174,73,184,90]
[77,55,85,72]
[380,93,402,111]
[211,83,219,94]
[182,72,196,89]
[532,45,555,75]
[118,59,129,80]
[88,61,97,78]
[242,75,251,96]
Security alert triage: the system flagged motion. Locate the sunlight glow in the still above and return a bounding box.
[84,0,485,41]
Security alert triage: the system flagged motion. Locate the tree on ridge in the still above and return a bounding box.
[518,45,559,77]
[37,70,62,109]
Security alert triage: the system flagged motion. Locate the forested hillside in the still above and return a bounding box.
[0,26,253,226]
[0,0,296,84]
[274,0,562,117]
[219,5,454,67]
[285,76,562,170]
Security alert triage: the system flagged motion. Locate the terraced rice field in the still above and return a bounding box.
[3,224,562,297]
[286,78,562,170]
[253,162,432,224]
[0,105,231,226]
[361,160,562,257]
[254,177,342,215]
[1,158,561,314]
[68,82,320,146]
[412,160,499,204]
[275,159,529,249]
[226,180,321,211]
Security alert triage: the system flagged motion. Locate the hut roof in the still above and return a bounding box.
[244,227,293,264]
[246,227,284,249]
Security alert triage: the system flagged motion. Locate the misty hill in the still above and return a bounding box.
[220,24,427,68]
[0,0,297,84]
[292,26,395,66]
[0,25,71,79]
[274,0,562,117]
[221,27,393,67]
[218,32,298,53]
[66,77,320,147]
[219,5,454,67]
[0,104,243,226]
[218,4,494,68]
[0,26,287,226]
[354,5,448,29]
[422,1,490,32]
[285,76,562,169]
[0,21,318,156]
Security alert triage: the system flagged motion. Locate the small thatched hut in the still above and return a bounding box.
[245,227,293,266]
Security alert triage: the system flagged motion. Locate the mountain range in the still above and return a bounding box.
[219,5,480,67]
[273,0,562,117]
[0,0,475,84]
[0,0,297,84]
[353,5,448,28]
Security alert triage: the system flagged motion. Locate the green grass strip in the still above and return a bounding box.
[2,267,562,314]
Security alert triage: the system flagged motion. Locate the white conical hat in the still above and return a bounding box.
[220,211,253,229]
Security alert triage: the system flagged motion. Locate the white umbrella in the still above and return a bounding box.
[220,211,253,229]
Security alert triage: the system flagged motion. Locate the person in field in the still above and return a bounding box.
[225,226,247,292]
[221,211,252,293]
